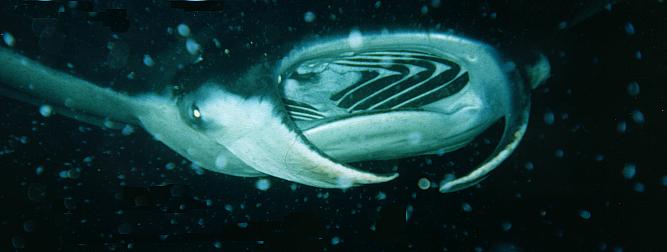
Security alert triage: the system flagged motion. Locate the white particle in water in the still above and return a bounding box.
[626,81,640,96]
[543,111,555,125]
[661,176,667,187]
[501,221,512,231]
[462,202,472,212]
[213,241,222,248]
[616,121,627,133]
[185,38,200,55]
[237,222,248,228]
[212,38,221,48]
[331,236,340,245]
[143,54,154,67]
[255,178,271,191]
[39,105,53,117]
[420,5,429,15]
[348,29,363,49]
[417,178,431,190]
[303,11,316,23]
[375,191,386,200]
[622,163,636,179]
[3,31,15,47]
[578,209,591,219]
[177,23,190,37]
[35,166,44,175]
[120,125,134,136]
[224,204,233,212]
[624,22,635,35]
[431,0,441,8]
[554,149,564,158]
[165,162,175,170]
[634,50,642,60]
[631,110,645,124]
[524,161,534,171]
[633,182,645,192]
[558,21,567,30]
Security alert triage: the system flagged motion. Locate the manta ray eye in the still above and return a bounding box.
[191,104,202,120]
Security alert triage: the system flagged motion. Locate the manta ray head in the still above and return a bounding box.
[174,66,398,188]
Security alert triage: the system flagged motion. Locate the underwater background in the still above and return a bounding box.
[0,0,665,251]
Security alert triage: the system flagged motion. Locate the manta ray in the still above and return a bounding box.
[0,32,550,192]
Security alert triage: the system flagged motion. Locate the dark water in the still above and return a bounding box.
[0,1,664,251]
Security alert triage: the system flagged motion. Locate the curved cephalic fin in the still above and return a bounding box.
[0,47,140,127]
[438,75,533,193]
[197,88,398,188]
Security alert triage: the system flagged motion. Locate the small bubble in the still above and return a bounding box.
[578,209,591,220]
[558,21,567,30]
[624,22,635,35]
[255,178,271,191]
[186,38,201,55]
[117,223,131,234]
[213,241,222,248]
[303,11,316,23]
[331,236,340,245]
[626,81,640,96]
[554,149,565,158]
[39,105,53,117]
[501,221,512,231]
[237,222,248,228]
[224,204,233,212]
[431,0,441,8]
[634,50,642,60]
[661,176,667,187]
[3,31,15,47]
[23,220,35,232]
[616,121,627,133]
[622,163,636,179]
[121,125,135,135]
[633,182,645,192]
[143,54,155,67]
[417,178,431,190]
[35,166,44,175]
[177,23,190,37]
[11,235,25,249]
[165,162,175,170]
[462,203,472,212]
[420,5,429,15]
[543,111,555,125]
[375,191,386,200]
[524,161,534,171]
[631,110,645,124]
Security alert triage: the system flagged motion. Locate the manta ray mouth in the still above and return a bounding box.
[199,89,398,188]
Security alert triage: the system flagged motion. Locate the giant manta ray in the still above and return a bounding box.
[0,32,550,192]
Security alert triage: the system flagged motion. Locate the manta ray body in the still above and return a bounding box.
[0,32,549,192]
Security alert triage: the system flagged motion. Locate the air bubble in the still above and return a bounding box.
[3,31,15,47]
[255,178,271,191]
[417,178,431,190]
[39,105,53,117]
[143,54,155,66]
[303,11,316,23]
[624,22,635,35]
[626,81,640,96]
[622,163,636,179]
[177,23,190,37]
